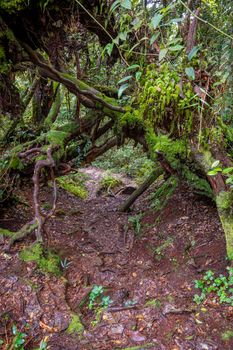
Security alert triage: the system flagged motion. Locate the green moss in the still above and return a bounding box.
[216,191,233,260]
[46,130,68,147]
[0,228,14,236]
[57,172,88,199]
[0,0,27,12]
[20,243,61,276]
[222,330,233,341]
[145,299,161,308]
[91,307,104,327]
[66,313,84,335]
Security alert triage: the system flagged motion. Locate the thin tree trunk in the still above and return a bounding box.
[119,167,164,212]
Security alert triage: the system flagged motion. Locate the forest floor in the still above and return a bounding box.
[0,166,233,350]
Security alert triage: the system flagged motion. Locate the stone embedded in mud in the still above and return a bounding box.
[126,329,146,342]
[110,324,124,335]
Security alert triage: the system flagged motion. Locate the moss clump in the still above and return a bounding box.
[57,172,88,199]
[222,330,233,341]
[99,174,122,191]
[216,191,233,260]
[0,228,14,236]
[20,243,61,276]
[145,299,161,308]
[66,313,84,335]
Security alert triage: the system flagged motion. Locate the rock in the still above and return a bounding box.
[110,324,124,335]
[126,330,146,342]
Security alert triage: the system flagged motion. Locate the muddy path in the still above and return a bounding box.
[0,167,232,350]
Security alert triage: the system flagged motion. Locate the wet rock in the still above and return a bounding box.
[126,330,146,342]
[110,324,124,335]
[53,311,71,331]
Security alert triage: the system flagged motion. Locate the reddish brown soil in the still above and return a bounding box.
[0,169,233,350]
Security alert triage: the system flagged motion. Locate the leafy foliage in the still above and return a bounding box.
[88,285,112,310]
[194,267,233,306]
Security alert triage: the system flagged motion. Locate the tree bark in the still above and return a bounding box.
[119,167,164,212]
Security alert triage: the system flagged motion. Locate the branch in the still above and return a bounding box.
[21,42,125,114]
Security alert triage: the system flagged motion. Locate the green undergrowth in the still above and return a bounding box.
[66,313,84,335]
[145,298,162,308]
[92,143,154,183]
[99,174,122,192]
[222,330,233,341]
[149,176,178,211]
[0,227,14,237]
[57,172,88,199]
[20,243,61,276]
[194,268,233,306]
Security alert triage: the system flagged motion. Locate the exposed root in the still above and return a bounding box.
[6,146,57,249]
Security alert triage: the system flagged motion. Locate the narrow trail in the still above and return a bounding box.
[0,167,232,350]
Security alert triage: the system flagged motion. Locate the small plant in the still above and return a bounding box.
[208,160,233,188]
[145,299,161,308]
[153,237,174,261]
[194,267,233,305]
[66,314,84,335]
[99,174,122,192]
[128,212,143,236]
[0,325,48,350]
[124,299,137,307]
[60,257,71,270]
[88,285,112,310]
[10,325,27,349]
[221,330,233,341]
[20,243,61,276]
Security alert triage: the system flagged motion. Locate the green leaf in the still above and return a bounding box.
[185,67,195,80]
[110,0,120,14]
[211,160,220,168]
[127,64,140,70]
[12,325,17,335]
[170,18,183,24]
[226,177,233,184]
[121,0,131,10]
[135,71,142,81]
[188,46,199,61]
[103,43,114,56]
[159,48,168,62]
[150,32,160,45]
[151,13,163,29]
[169,44,184,51]
[118,83,129,98]
[131,17,142,29]
[119,31,128,41]
[222,167,233,174]
[118,75,132,84]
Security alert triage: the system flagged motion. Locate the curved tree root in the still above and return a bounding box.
[6,146,57,250]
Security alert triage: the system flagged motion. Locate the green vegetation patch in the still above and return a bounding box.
[222,330,233,341]
[66,313,84,335]
[20,243,61,276]
[57,172,88,199]
[92,143,154,184]
[194,267,233,306]
[145,298,161,308]
[99,174,122,192]
[0,227,14,237]
[149,176,178,211]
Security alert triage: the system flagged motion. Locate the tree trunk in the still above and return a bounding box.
[119,167,164,212]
